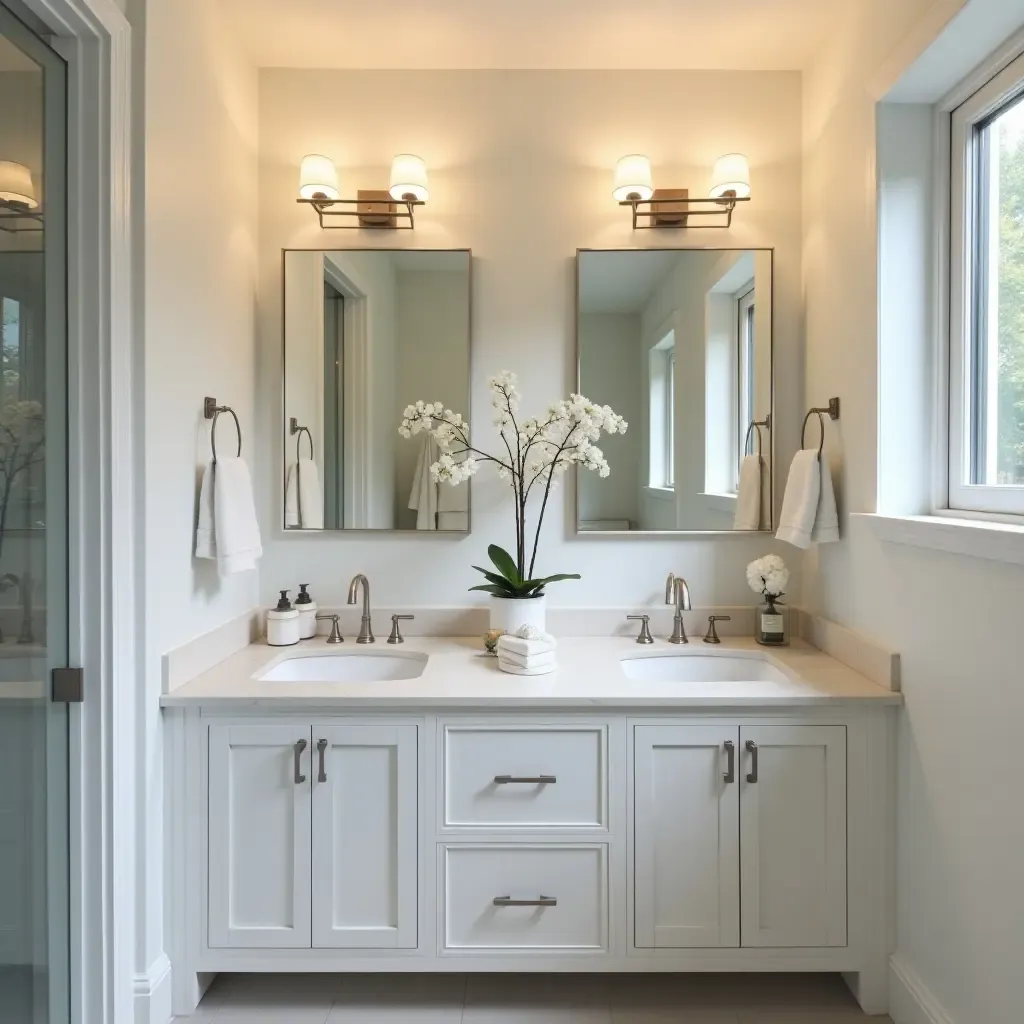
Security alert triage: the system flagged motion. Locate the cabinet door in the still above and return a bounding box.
[633,725,740,948]
[312,724,418,948]
[740,725,847,947]
[208,724,312,948]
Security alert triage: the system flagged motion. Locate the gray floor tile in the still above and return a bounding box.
[461,1009,612,1024]
[465,973,612,1006]
[611,1010,740,1023]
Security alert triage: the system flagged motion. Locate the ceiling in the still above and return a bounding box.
[222,0,844,71]
[577,250,683,314]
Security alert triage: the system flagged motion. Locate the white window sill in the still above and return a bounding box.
[644,486,675,502]
[699,491,739,513]
[854,512,1024,566]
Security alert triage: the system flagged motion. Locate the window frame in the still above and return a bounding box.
[647,330,675,492]
[736,285,755,488]
[949,49,1024,516]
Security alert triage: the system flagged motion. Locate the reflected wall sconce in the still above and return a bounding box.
[0,160,43,234]
[614,153,751,229]
[296,153,429,230]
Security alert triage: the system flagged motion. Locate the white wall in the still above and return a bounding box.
[142,0,258,997]
[802,2,1024,1022]
[257,69,803,608]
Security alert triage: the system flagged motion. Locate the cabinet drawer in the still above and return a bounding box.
[442,725,606,829]
[441,844,608,952]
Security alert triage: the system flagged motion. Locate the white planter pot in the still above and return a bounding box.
[489,593,547,635]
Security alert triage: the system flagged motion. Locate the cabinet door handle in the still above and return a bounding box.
[316,738,328,783]
[293,738,307,784]
[493,774,556,785]
[493,895,557,907]
[745,739,759,784]
[723,740,735,783]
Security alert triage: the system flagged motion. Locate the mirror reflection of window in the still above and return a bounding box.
[577,248,773,533]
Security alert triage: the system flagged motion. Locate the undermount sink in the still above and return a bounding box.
[259,651,429,683]
[619,651,790,684]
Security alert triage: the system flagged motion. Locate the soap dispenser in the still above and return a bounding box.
[295,583,318,640]
[267,590,300,647]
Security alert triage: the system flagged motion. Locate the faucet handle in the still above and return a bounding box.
[703,615,732,645]
[316,613,344,644]
[627,615,655,645]
[388,614,414,645]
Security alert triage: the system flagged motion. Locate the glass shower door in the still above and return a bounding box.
[0,3,69,1022]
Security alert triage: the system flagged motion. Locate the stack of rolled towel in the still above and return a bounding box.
[496,625,557,676]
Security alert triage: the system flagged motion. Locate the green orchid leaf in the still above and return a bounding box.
[521,573,582,592]
[472,565,511,587]
[468,583,516,597]
[487,544,522,586]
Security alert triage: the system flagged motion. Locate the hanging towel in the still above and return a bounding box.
[497,656,557,676]
[811,455,840,544]
[775,449,821,549]
[733,455,763,530]
[495,649,557,671]
[285,458,324,530]
[195,457,262,575]
[408,434,439,530]
[496,632,557,659]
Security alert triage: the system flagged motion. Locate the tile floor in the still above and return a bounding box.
[174,973,894,1023]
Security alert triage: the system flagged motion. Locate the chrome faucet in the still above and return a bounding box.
[665,573,691,644]
[347,574,374,644]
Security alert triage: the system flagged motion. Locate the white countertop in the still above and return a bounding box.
[160,635,901,709]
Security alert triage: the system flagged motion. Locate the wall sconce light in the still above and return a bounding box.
[296,153,428,230]
[615,152,751,229]
[0,160,43,234]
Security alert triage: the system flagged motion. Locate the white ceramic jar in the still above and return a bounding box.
[295,583,317,640]
[489,593,547,635]
[267,590,301,647]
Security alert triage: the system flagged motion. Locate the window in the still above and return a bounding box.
[736,286,755,485]
[950,52,1024,515]
[648,331,675,489]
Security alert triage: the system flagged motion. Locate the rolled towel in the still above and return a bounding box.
[498,656,556,677]
[496,649,557,671]
[496,632,557,659]
[733,454,762,530]
[775,449,820,549]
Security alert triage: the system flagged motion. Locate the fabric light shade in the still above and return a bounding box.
[298,154,340,201]
[709,153,751,199]
[612,155,654,202]
[0,161,38,208]
[389,154,429,203]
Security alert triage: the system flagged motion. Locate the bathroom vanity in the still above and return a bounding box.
[162,636,899,1017]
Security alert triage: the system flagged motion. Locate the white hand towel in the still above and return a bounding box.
[495,649,557,671]
[285,459,324,529]
[775,449,821,549]
[733,454,763,530]
[195,457,262,575]
[811,456,840,544]
[496,633,558,658]
[498,656,557,676]
[408,434,439,530]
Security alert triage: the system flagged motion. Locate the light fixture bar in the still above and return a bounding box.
[296,196,425,230]
[619,195,751,230]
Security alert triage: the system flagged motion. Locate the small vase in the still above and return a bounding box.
[756,596,788,646]
[489,593,547,635]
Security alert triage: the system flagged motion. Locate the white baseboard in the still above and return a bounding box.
[134,953,173,1024]
[890,955,955,1024]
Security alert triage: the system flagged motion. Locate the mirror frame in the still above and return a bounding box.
[574,246,776,536]
[281,246,474,533]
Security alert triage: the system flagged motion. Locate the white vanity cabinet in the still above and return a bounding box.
[633,724,847,951]
[205,719,418,953]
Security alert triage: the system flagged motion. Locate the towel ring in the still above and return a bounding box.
[744,416,771,459]
[204,397,242,463]
[800,398,841,458]
[289,417,314,462]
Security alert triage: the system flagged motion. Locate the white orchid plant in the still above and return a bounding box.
[746,554,789,604]
[399,371,627,598]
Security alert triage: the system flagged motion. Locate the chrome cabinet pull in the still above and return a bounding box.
[493,895,557,907]
[293,738,307,784]
[746,739,759,784]
[723,740,736,783]
[493,774,556,785]
[316,738,328,783]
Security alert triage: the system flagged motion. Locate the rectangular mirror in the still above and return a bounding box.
[576,248,773,533]
[283,249,471,531]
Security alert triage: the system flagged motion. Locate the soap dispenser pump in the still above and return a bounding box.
[295,583,318,640]
[267,589,301,647]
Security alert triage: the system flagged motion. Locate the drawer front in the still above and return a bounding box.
[443,725,606,829]
[441,844,608,953]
